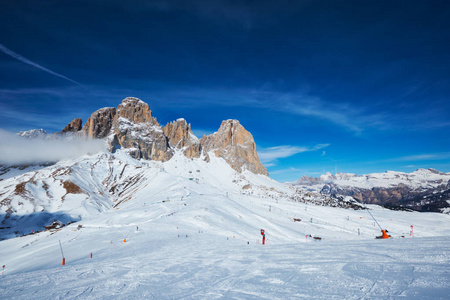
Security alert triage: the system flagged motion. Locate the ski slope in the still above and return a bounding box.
[1,151,449,299]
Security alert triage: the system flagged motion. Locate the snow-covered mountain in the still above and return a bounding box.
[1,148,449,299]
[1,97,449,298]
[294,169,450,213]
[0,149,364,240]
[81,97,268,175]
[0,97,363,238]
[17,129,48,139]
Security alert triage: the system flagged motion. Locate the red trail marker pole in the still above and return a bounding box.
[411,225,414,238]
[90,252,93,259]
[2,265,5,276]
[59,240,65,266]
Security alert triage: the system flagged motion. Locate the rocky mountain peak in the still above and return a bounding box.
[116,97,158,126]
[14,98,268,176]
[110,98,170,161]
[163,118,196,148]
[163,118,202,159]
[82,107,117,139]
[76,98,268,175]
[61,118,82,133]
[201,119,268,175]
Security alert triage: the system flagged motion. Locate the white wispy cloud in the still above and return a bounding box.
[269,167,307,175]
[263,162,276,167]
[151,87,392,134]
[0,43,83,86]
[0,129,106,165]
[155,86,450,134]
[403,165,418,168]
[390,152,450,162]
[258,144,330,164]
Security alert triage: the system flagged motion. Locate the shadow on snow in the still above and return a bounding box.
[0,211,80,240]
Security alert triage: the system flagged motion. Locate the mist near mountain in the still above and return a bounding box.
[0,129,106,165]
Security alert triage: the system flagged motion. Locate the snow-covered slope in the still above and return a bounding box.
[0,150,281,240]
[1,151,449,299]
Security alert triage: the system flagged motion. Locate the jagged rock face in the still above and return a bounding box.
[201,120,268,176]
[111,97,172,162]
[83,107,116,139]
[77,97,267,175]
[163,119,192,148]
[115,97,158,125]
[163,119,201,159]
[61,118,82,133]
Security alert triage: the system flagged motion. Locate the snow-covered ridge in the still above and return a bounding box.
[0,148,368,240]
[0,149,280,240]
[299,168,450,189]
[17,129,48,139]
[294,168,450,213]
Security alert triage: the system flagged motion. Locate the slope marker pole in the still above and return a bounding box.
[59,240,65,265]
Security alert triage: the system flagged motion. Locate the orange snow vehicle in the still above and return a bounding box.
[375,229,392,239]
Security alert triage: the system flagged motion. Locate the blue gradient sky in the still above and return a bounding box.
[1,0,449,181]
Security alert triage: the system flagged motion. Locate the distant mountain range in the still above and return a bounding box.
[293,169,450,213]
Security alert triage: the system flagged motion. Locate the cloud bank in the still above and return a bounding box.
[0,129,107,165]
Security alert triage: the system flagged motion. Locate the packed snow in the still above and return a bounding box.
[1,151,449,299]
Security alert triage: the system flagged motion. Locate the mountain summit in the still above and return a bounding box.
[76,97,267,175]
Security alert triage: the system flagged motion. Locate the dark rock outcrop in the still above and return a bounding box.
[110,98,172,161]
[61,118,82,133]
[163,118,202,159]
[83,107,116,139]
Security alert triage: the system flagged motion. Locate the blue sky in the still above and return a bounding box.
[0,0,449,181]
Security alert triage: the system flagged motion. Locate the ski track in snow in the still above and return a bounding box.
[2,234,449,299]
